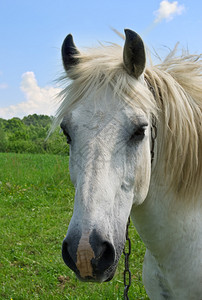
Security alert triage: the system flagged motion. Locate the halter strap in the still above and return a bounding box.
[151,115,157,164]
[145,79,158,164]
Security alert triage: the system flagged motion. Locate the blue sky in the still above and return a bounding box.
[0,0,202,119]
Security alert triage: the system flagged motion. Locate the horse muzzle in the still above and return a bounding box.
[62,229,117,282]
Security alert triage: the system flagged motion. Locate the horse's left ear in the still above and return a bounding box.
[61,34,80,72]
[123,29,146,79]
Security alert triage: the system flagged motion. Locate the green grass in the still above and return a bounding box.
[0,153,148,299]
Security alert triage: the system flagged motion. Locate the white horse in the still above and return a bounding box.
[56,29,202,299]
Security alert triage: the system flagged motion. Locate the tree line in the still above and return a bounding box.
[0,114,69,155]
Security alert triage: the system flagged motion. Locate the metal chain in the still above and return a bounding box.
[123,217,131,300]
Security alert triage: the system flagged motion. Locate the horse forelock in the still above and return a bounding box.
[55,43,202,200]
[55,44,156,121]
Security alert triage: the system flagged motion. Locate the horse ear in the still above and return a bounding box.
[61,34,80,72]
[123,29,146,78]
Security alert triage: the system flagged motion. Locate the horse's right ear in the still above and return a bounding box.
[123,29,146,79]
[61,34,80,73]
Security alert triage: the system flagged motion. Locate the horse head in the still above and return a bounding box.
[60,29,153,282]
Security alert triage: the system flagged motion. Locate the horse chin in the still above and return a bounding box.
[75,266,117,283]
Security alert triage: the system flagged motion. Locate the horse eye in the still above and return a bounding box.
[131,125,147,141]
[64,132,71,144]
[135,127,146,136]
[60,123,72,144]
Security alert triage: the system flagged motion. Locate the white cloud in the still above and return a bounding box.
[154,1,185,23]
[0,72,61,119]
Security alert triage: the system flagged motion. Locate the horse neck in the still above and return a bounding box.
[131,143,202,259]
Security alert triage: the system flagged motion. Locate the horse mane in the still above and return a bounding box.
[55,43,202,199]
[145,53,202,198]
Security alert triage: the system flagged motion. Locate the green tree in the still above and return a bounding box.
[0,126,7,152]
[0,114,69,155]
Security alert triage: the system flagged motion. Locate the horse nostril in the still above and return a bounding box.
[62,239,78,274]
[91,240,115,273]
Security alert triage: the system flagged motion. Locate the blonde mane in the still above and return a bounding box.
[145,53,202,197]
[56,44,202,198]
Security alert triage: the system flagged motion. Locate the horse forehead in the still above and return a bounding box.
[70,109,122,145]
[73,97,123,121]
[70,99,147,131]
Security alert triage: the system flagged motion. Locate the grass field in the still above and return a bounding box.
[0,153,149,299]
